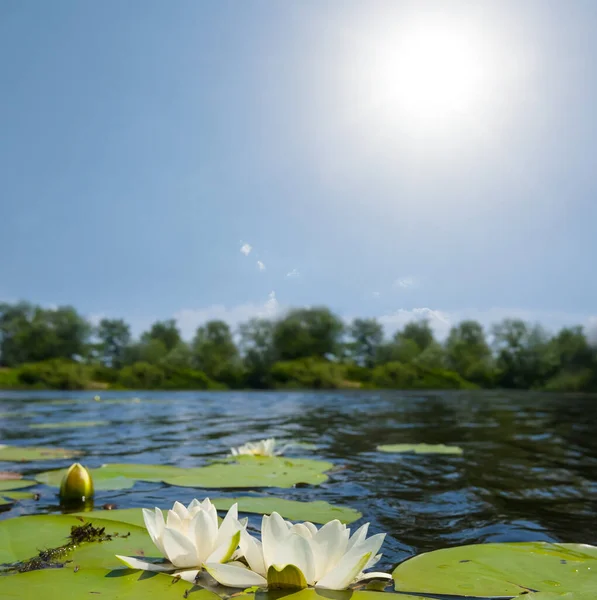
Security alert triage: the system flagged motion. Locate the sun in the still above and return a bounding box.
[390,24,486,120]
[345,13,507,140]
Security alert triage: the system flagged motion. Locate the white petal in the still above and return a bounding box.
[115,555,175,572]
[205,562,267,588]
[355,571,393,582]
[172,501,189,520]
[191,507,218,563]
[239,530,266,576]
[166,510,184,532]
[346,523,369,552]
[304,522,318,537]
[162,527,200,568]
[262,513,290,570]
[365,553,382,570]
[311,520,349,580]
[315,549,372,590]
[142,508,166,556]
[349,533,385,563]
[216,503,240,547]
[289,523,314,539]
[171,569,201,583]
[207,530,241,564]
[187,498,202,511]
[271,533,315,585]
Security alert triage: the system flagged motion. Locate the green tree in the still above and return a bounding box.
[395,320,434,351]
[239,318,276,388]
[161,342,194,369]
[376,338,421,365]
[349,318,384,367]
[192,320,240,382]
[272,307,344,360]
[0,302,35,366]
[97,318,131,368]
[492,319,554,389]
[137,339,169,364]
[445,320,494,385]
[141,319,181,352]
[0,303,90,365]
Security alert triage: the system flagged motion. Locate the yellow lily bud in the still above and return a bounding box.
[59,463,94,503]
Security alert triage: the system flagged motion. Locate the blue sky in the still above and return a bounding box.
[1,0,596,339]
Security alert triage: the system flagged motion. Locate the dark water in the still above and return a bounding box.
[1,390,596,572]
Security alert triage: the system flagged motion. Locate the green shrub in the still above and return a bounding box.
[117,363,221,390]
[543,369,595,392]
[372,362,475,389]
[17,360,90,390]
[0,368,20,388]
[270,358,347,389]
[117,362,165,389]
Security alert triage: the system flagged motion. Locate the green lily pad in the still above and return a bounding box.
[0,514,158,568]
[519,594,596,600]
[29,420,109,430]
[1,490,37,500]
[0,497,13,506]
[392,542,597,597]
[213,497,361,524]
[0,568,218,599]
[0,479,36,492]
[235,590,431,600]
[164,456,333,489]
[0,445,82,462]
[36,468,135,491]
[378,443,463,455]
[75,497,361,528]
[37,457,333,491]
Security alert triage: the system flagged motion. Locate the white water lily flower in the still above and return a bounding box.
[205,512,391,590]
[116,498,245,584]
[231,438,280,457]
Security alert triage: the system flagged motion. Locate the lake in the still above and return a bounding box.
[1,389,596,573]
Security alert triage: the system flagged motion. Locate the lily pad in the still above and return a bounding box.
[0,514,158,567]
[235,590,431,600]
[29,420,109,430]
[213,497,362,524]
[36,468,135,491]
[75,497,362,528]
[519,594,596,600]
[378,443,463,455]
[1,490,37,500]
[0,479,35,492]
[392,542,597,597]
[164,456,333,489]
[0,568,218,599]
[37,457,333,491]
[0,444,82,462]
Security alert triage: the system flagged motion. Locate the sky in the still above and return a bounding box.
[1,0,596,340]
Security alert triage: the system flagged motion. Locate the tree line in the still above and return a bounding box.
[0,300,595,391]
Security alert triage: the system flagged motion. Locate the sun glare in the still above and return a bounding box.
[345,13,515,142]
[390,24,486,120]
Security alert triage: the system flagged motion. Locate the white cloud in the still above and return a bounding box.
[257,260,266,271]
[240,243,252,256]
[372,291,381,298]
[393,277,417,289]
[262,291,279,317]
[286,269,300,278]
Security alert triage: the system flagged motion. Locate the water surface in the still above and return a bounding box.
[1,390,596,572]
